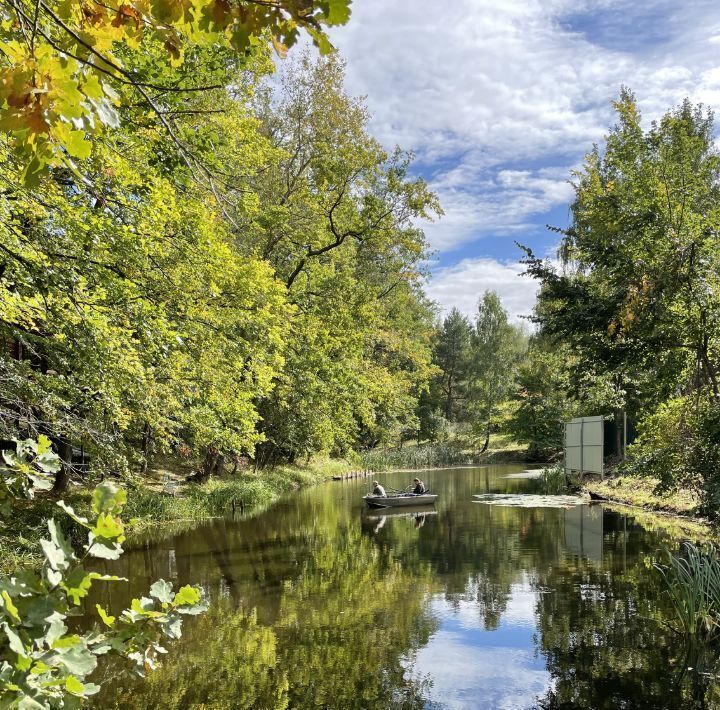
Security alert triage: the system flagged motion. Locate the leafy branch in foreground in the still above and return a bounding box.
[0,440,207,707]
[0,0,351,181]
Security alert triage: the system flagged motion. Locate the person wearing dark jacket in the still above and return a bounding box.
[412,478,426,494]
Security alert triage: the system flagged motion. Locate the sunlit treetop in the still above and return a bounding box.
[0,0,351,182]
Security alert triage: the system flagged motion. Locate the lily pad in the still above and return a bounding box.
[472,494,587,508]
[501,470,544,479]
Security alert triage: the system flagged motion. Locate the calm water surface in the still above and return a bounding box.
[88,465,720,709]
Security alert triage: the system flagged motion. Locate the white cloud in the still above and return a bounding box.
[408,589,551,709]
[325,0,720,315]
[425,258,540,323]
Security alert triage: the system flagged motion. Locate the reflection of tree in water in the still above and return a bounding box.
[86,474,720,708]
[366,504,567,630]
[368,501,720,707]
[91,512,435,709]
[533,512,720,709]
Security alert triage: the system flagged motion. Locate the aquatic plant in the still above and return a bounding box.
[535,463,580,495]
[654,541,720,639]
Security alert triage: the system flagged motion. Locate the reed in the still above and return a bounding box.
[358,442,470,471]
[654,541,720,639]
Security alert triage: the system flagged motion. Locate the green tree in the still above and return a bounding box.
[0,0,351,181]
[522,91,720,487]
[433,308,474,422]
[241,53,439,464]
[507,341,575,461]
[468,291,527,452]
[524,91,720,414]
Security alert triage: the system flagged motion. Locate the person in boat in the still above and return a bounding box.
[371,480,387,497]
[411,478,426,495]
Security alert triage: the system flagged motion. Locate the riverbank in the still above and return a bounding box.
[0,457,354,575]
[585,475,715,539]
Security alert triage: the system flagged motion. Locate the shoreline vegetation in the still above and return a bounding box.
[584,475,714,539]
[0,438,529,575]
[5,438,715,577]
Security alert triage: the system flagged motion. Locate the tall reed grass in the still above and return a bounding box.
[358,442,470,471]
[654,541,720,640]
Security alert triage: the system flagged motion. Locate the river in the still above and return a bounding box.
[88,464,720,709]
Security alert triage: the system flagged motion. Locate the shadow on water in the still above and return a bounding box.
[86,465,720,709]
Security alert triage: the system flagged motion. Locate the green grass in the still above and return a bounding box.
[586,476,699,515]
[124,461,343,528]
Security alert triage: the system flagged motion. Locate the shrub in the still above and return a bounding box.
[626,394,720,517]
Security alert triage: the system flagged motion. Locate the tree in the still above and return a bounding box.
[468,291,527,452]
[0,0,351,182]
[241,53,439,464]
[0,130,288,485]
[522,91,720,419]
[433,308,474,422]
[521,92,720,491]
[507,341,575,461]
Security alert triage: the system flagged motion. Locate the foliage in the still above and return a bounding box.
[654,542,720,640]
[626,394,720,516]
[0,47,437,480]
[0,0,351,181]
[418,292,526,452]
[535,463,573,495]
[467,291,527,451]
[431,308,474,421]
[521,91,720,504]
[0,435,59,514]
[0,441,206,707]
[506,341,575,460]
[245,53,439,464]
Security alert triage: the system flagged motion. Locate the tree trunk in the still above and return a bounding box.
[197,450,219,480]
[479,427,490,454]
[52,439,74,493]
[141,422,152,473]
[615,409,624,460]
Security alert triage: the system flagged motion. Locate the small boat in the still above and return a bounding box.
[362,493,438,508]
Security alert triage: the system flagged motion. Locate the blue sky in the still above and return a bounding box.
[328,0,720,321]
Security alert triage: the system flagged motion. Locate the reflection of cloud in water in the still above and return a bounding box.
[409,584,552,709]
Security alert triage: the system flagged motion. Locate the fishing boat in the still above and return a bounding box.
[362,493,438,508]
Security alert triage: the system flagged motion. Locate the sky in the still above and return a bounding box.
[327,0,720,322]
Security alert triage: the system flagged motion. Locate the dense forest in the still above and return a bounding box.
[0,0,443,487]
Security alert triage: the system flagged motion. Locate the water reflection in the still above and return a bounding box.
[86,466,719,709]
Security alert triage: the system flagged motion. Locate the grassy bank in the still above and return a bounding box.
[0,457,353,575]
[125,458,350,529]
[585,475,699,516]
